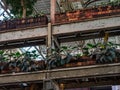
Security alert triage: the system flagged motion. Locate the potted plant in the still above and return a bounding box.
[80,43,96,66]
[47,46,73,69]
[0,50,10,74]
[88,42,120,64]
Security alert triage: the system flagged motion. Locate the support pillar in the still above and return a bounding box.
[50,0,56,24]
[47,23,52,56]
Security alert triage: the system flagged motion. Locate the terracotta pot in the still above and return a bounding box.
[87,60,96,65]
[77,62,82,66]
[66,11,80,21]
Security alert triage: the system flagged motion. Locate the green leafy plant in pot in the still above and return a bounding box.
[0,50,10,73]
[20,50,39,72]
[86,33,120,64]
[89,42,112,63]
[47,46,72,69]
[88,41,120,64]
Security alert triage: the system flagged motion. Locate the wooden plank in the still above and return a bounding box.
[48,63,120,79]
[0,63,120,85]
[0,71,46,85]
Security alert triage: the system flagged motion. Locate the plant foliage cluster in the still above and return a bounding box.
[0,50,45,73]
[0,41,120,74]
[84,42,120,63]
[5,0,37,18]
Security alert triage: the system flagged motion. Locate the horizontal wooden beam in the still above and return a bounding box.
[48,63,120,79]
[0,63,120,85]
[0,71,46,85]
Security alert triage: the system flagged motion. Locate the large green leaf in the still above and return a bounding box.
[86,43,95,48]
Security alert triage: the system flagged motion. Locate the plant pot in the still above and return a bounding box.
[66,10,80,21]
[86,60,96,65]
[77,62,83,66]
[55,13,67,23]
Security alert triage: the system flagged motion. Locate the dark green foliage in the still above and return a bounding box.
[47,46,73,69]
[88,42,120,64]
[48,53,72,69]
[96,47,116,63]
[0,50,46,74]
[5,0,37,18]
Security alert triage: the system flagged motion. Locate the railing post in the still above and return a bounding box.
[50,0,56,24]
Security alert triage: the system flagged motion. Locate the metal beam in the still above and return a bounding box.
[53,36,60,50]
[0,1,12,17]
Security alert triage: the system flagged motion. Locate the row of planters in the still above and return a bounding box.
[55,1,120,23]
[0,15,48,31]
[48,41,120,69]
[0,42,120,74]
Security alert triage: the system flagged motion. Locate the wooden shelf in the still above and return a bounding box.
[0,63,120,85]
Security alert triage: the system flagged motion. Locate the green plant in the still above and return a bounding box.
[19,50,39,72]
[5,0,37,18]
[87,42,120,63]
[101,2,107,7]
[0,50,9,62]
[109,0,120,7]
[0,50,9,73]
[0,50,46,74]
[47,46,73,69]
